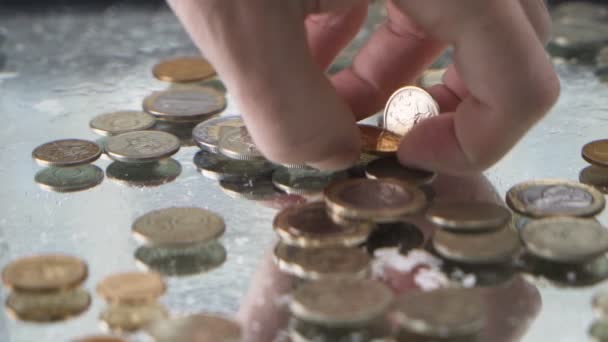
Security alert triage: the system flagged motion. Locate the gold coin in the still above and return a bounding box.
[96,271,166,304]
[152,56,216,83]
[132,207,225,245]
[72,336,126,342]
[583,139,608,167]
[6,287,91,322]
[579,165,608,194]
[506,179,605,218]
[290,278,393,327]
[145,314,242,342]
[593,289,608,317]
[364,155,436,186]
[2,254,88,292]
[324,178,426,223]
[358,124,401,154]
[32,139,102,167]
[273,202,373,247]
[273,242,370,280]
[100,302,168,333]
[426,201,512,231]
[143,87,226,123]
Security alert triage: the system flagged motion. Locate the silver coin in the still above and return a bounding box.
[143,87,226,122]
[105,131,180,163]
[134,240,226,277]
[89,111,156,136]
[192,116,244,153]
[383,86,439,136]
[272,167,347,195]
[218,126,264,161]
[35,165,104,192]
[106,159,182,187]
[193,150,274,181]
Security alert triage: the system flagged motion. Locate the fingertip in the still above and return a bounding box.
[307,143,361,171]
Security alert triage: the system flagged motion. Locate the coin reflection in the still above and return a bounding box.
[519,253,608,287]
[35,165,104,193]
[365,222,425,255]
[6,287,91,322]
[106,158,181,187]
[152,120,198,147]
[134,240,226,277]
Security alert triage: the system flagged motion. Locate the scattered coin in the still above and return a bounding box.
[290,278,393,327]
[589,319,608,342]
[5,287,91,322]
[218,126,264,161]
[383,86,440,136]
[134,241,227,277]
[593,289,608,317]
[89,111,156,136]
[100,302,168,333]
[192,116,244,153]
[106,159,182,187]
[106,131,180,163]
[2,254,88,292]
[506,179,605,218]
[426,201,511,232]
[193,150,274,181]
[72,336,126,342]
[324,178,426,223]
[579,165,608,194]
[35,165,104,192]
[152,56,216,83]
[583,139,608,167]
[32,139,101,167]
[143,87,226,122]
[152,121,197,147]
[219,177,283,201]
[145,314,242,342]
[358,124,401,154]
[96,272,165,304]
[364,155,436,186]
[365,222,425,255]
[521,217,608,264]
[272,167,347,195]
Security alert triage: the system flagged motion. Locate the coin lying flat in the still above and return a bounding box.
[100,302,168,333]
[506,179,605,218]
[583,139,608,167]
[134,241,227,277]
[106,131,180,163]
[324,178,426,223]
[106,159,182,187]
[426,201,512,232]
[35,165,104,192]
[146,314,242,342]
[96,272,165,304]
[132,207,225,246]
[32,139,101,167]
[152,56,216,83]
[6,287,91,322]
[72,336,126,342]
[589,319,608,342]
[383,86,440,136]
[290,278,393,327]
[393,288,484,338]
[593,289,608,317]
[2,254,88,292]
[143,87,226,122]
[89,111,156,136]
[364,155,436,186]
[521,217,608,264]
[579,165,608,194]
[194,150,274,181]
[192,116,244,153]
[218,126,265,161]
[273,202,373,247]
[272,167,346,195]
[365,222,425,255]
[274,242,370,280]
[358,124,401,154]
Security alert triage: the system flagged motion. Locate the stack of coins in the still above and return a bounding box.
[96,271,168,332]
[589,288,608,342]
[581,139,608,193]
[2,254,91,322]
[131,207,227,276]
[145,313,243,342]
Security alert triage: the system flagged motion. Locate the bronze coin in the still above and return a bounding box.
[32,139,101,167]
[152,56,216,83]
[426,201,512,231]
[358,124,401,154]
[579,165,608,194]
[96,271,166,304]
[143,87,226,123]
[2,254,88,292]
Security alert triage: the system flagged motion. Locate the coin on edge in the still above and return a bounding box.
[580,165,608,194]
[106,159,182,187]
[106,131,180,163]
[426,201,512,232]
[96,272,166,304]
[32,139,101,167]
[145,314,242,342]
[35,165,104,193]
[218,126,265,161]
[152,56,216,83]
[6,287,91,322]
[89,111,156,136]
[2,254,88,292]
[192,116,244,153]
[143,87,226,123]
[100,302,168,333]
[193,150,275,181]
[272,167,347,195]
[383,86,440,136]
[358,124,401,154]
[364,155,436,186]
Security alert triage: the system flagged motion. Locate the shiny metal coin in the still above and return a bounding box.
[358,124,401,154]
[143,87,226,122]
[106,131,180,163]
[583,139,608,168]
[100,302,168,333]
[106,159,182,187]
[6,287,91,322]
[364,155,436,186]
[383,86,439,136]
[32,139,101,167]
[579,165,608,194]
[35,165,104,192]
[218,126,265,161]
[426,201,511,232]
[2,254,88,292]
[192,116,244,153]
[272,167,347,195]
[365,222,425,255]
[96,272,166,304]
[145,314,242,342]
[89,111,156,136]
[193,150,274,181]
[152,56,216,83]
[134,241,227,277]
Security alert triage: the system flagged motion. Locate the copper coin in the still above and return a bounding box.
[152,56,216,83]
[583,139,608,167]
[6,287,91,322]
[364,155,436,186]
[105,131,180,163]
[580,165,608,194]
[96,271,166,304]
[358,124,401,154]
[426,201,512,231]
[146,314,242,342]
[32,139,101,167]
[2,254,88,292]
[143,87,226,122]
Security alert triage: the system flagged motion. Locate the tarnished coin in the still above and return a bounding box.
[193,150,274,181]
[506,179,605,218]
[365,222,425,255]
[583,139,608,167]
[106,159,182,187]
[32,139,101,167]
[96,272,165,304]
[290,278,393,326]
[324,178,426,223]
[134,241,227,277]
[589,319,608,342]
[432,225,521,264]
[521,217,608,264]
[273,202,373,248]
[2,254,87,292]
[393,288,484,337]
[274,242,370,280]
[152,56,216,83]
[383,86,439,136]
[5,287,91,322]
[100,302,168,333]
[89,111,156,136]
[580,165,608,194]
[593,289,608,317]
[218,126,264,161]
[146,314,242,342]
[143,87,226,122]
[192,116,244,153]
[106,131,180,163]
[35,165,104,193]
[272,167,347,195]
[132,207,225,245]
[364,155,436,186]
[72,336,126,342]
[219,178,283,201]
[426,201,512,232]
[358,124,401,154]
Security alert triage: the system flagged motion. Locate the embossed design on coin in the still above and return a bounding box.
[218,126,264,160]
[193,116,244,153]
[2,254,88,292]
[364,155,436,185]
[32,139,101,167]
[383,86,439,136]
[106,131,180,163]
[193,150,274,181]
[96,272,165,304]
[100,302,168,332]
[432,226,521,264]
[143,88,226,122]
[358,124,401,154]
[146,314,242,342]
[6,287,91,322]
[583,139,608,167]
[89,111,156,136]
[35,165,104,192]
[152,56,216,83]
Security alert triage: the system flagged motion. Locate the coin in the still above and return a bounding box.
[272,167,347,195]
[32,139,101,167]
[393,288,484,338]
[358,124,401,154]
[506,179,605,218]
[132,207,225,246]
[426,201,511,231]
[100,302,168,333]
[521,217,608,263]
[274,242,370,280]
[192,116,244,153]
[593,289,608,317]
[35,165,104,193]
[145,314,242,342]
[72,336,126,342]
[579,165,608,194]
[589,319,608,342]
[106,131,180,163]
[193,150,274,181]
[134,241,227,277]
[520,253,608,288]
[583,139,608,167]
[383,86,440,136]
[218,126,265,161]
[290,278,393,326]
[143,87,226,122]
[152,56,216,83]
[152,121,198,147]
[365,222,425,255]
[273,202,373,248]
[324,178,426,223]
[89,111,156,136]
[432,225,521,264]
[364,155,436,186]
[106,159,182,187]
[96,272,166,304]
[219,177,283,201]
[5,287,91,322]
[2,254,87,292]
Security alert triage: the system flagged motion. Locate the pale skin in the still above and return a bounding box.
[168,0,560,174]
